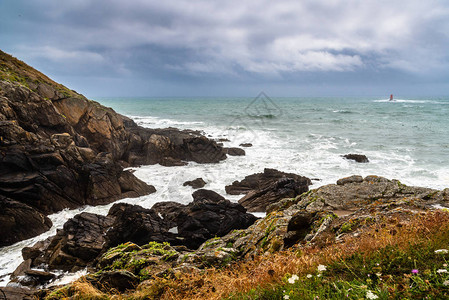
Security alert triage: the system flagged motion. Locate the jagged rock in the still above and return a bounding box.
[226,168,311,195]
[224,147,245,156]
[296,175,438,212]
[0,50,226,246]
[0,195,52,247]
[151,201,186,228]
[238,177,311,212]
[343,153,369,163]
[89,271,139,292]
[176,189,258,249]
[30,213,115,272]
[199,175,449,259]
[225,169,311,212]
[15,190,258,285]
[20,270,56,287]
[183,178,206,189]
[104,203,176,249]
[0,287,35,300]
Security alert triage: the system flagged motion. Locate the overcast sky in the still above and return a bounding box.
[1,0,449,97]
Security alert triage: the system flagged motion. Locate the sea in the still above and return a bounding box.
[1,95,449,286]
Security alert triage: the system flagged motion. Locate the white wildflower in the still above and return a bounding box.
[437,269,448,273]
[317,264,327,272]
[443,280,449,286]
[435,249,449,254]
[306,274,313,278]
[375,273,382,277]
[366,290,379,300]
[287,274,299,284]
[284,295,290,300]
[444,264,448,267]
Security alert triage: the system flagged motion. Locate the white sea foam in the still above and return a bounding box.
[373,99,445,104]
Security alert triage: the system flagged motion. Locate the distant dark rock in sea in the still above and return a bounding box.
[0,50,226,246]
[225,168,312,212]
[183,177,207,189]
[239,143,253,147]
[224,147,246,156]
[343,153,369,163]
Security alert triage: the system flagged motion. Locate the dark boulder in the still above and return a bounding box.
[151,201,186,228]
[0,50,226,246]
[183,177,207,189]
[0,195,52,247]
[224,147,245,156]
[225,169,312,212]
[30,213,115,272]
[104,203,176,248]
[239,143,253,147]
[225,168,311,195]
[0,287,36,300]
[176,189,258,249]
[238,177,311,212]
[343,154,369,163]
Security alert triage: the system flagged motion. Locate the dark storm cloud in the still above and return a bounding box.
[1,0,449,96]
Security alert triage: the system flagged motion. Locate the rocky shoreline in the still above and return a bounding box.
[2,50,449,299]
[0,50,230,247]
[3,173,449,299]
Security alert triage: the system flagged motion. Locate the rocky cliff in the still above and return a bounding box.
[0,50,226,246]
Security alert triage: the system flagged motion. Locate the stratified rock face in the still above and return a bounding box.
[225,168,312,212]
[0,50,225,246]
[0,195,52,247]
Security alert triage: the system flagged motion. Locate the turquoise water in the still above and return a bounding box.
[98,96,449,190]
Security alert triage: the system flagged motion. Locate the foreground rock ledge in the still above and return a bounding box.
[32,175,449,296]
[11,189,257,287]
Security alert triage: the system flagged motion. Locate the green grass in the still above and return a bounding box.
[228,215,449,300]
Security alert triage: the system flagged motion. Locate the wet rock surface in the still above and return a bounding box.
[0,50,225,246]
[183,177,206,189]
[0,195,52,247]
[32,175,449,295]
[14,190,257,287]
[224,147,245,156]
[225,168,312,212]
[343,153,369,163]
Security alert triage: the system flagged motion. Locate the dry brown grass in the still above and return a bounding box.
[144,211,449,300]
[46,210,449,300]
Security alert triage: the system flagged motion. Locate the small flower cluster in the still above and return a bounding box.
[287,274,299,284]
[366,290,379,299]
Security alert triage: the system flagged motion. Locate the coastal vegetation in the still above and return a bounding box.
[44,210,449,299]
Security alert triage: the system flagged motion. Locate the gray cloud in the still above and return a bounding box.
[1,0,448,96]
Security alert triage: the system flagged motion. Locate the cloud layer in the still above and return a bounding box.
[1,0,448,96]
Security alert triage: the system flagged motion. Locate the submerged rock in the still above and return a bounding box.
[183,177,207,189]
[224,147,246,156]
